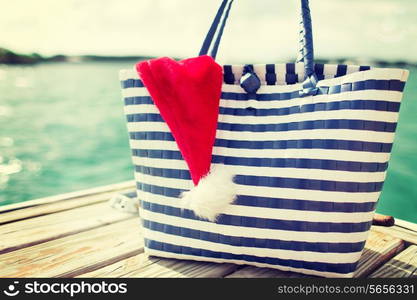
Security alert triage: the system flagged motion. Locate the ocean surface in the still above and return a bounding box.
[0,62,416,223]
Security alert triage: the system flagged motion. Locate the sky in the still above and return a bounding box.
[0,0,416,63]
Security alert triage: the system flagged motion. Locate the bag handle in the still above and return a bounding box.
[199,0,318,97]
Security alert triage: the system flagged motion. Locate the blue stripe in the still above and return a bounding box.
[130,131,175,141]
[217,120,396,132]
[314,64,325,77]
[126,113,397,133]
[121,78,145,88]
[235,195,377,213]
[129,132,393,153]
[136,181,377,213]
[215,139,392,152]
[124,96,153,105]
[140,200,373,233]
[142,219,366,253]
[359,66,371,71]
[336,65,348,77]
[285,63,298,84]
[223,65,235,84]
[124,98,400,115]
[265,64,276,85]
[135,164,383,193]
[124,96,402,114]
[219,155,386,172]
[132,149,388,172]
[144,239,358,274]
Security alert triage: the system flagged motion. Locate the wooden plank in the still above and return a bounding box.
[77,253,159,278]
[226,266,310,278]
[0,180,135,213]
[370,245,417,278]
[354,230,404,277]
[0,202,135,254]
[395,219,417,232]
[0,185,136,225]
[78,253,239,278]
[126,257,238,278]
[0,219,143,278]
[226,230,404,278]
[372,224,417,246]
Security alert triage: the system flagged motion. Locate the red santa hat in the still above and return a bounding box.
[136,55,236,221]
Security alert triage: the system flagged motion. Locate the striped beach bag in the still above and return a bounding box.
[119,0,409,277]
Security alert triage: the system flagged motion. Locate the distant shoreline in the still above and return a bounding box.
[0,47,415,68]
[0,48,154,65]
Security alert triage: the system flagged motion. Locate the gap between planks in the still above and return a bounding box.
[0,180,135,213]
[0,183,136,225]
[372,224,417,246]
[77,252,240,278]
[370,245,417,278]
[0,202,136,255]
[0,219,143,278]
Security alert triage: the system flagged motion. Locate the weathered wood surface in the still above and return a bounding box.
[0,181,416,278]
[0,219,143,278]
[78,253,239,278]
[372,222,417,246]
[0,202,134,254]
[354,230,404,277]
[370,245,417,278]
[0,181,135,225]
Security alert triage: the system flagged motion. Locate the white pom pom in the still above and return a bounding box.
[180,165,236,222]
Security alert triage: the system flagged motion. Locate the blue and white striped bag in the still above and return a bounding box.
[119,0,409,277]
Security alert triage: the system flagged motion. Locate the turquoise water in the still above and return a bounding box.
[0,62,416,223]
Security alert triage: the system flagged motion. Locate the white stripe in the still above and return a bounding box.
[124,106,399,125]
[138,189,374,223]
[131,154,387,182]
[139,206,369,243]
[135,172,380,203]
[124,104,158,114]
[141,227,362,263]
[323,64,338,79]
[218,110,399,125]
[231,65,244,84]
[122,88,150,97]
[216,127,395,143]
[126,123,395,144]
[144,248,355,278]
[254,64,267,84]
[276,64,287,85]
[295,63,305,82]
[320,67,405,87]
[130,139,390,163]
[240,184,378,203]
[122,86,403,104]
[119,68,138,81]
[347,65,360,74]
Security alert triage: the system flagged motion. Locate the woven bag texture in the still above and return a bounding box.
[119,62,408,277]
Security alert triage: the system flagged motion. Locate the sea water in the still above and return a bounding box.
[0,62,416,223]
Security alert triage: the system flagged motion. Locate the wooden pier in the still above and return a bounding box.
[0,181,416,278]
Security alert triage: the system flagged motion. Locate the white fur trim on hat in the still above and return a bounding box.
[180,165,236,222]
